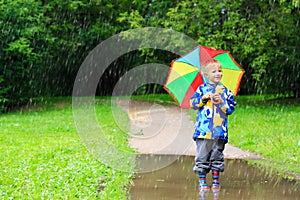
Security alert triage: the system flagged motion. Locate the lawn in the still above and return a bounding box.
[0,97,134,199]
[229,96,300,180]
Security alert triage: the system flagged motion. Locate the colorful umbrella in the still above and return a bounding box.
[164,46,245,108]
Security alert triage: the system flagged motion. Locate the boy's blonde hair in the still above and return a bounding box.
[201,61,222,75]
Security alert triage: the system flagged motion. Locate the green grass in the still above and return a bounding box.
[0,97,134,199]
[229,96,300,180]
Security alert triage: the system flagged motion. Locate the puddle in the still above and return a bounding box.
[130,155,299,200]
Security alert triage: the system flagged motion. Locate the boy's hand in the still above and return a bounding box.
[211,93,224,104]
[202,92,212,101]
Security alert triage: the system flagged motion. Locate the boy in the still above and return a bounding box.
[190,61,236,192]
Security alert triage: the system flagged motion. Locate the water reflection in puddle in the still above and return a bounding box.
[130,155,299,200]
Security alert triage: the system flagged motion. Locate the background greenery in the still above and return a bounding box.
[1,0,299,112]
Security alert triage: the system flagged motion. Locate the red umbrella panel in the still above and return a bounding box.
[164,46,245,108]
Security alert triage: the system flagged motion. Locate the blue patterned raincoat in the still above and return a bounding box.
[190,83,236,141]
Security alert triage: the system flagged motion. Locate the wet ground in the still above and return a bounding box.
[130,155,299,200]
[115,99,299,199]
[115,99,261,159]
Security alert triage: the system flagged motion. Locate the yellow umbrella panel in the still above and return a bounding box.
[164,62,200,107]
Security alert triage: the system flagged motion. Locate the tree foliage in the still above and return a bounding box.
[0,0,299,112]
[0,0,46,111]
[117,0,300,96]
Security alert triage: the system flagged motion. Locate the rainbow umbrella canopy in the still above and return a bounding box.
[164,46,245,108]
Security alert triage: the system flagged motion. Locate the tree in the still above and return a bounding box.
[0,0,129,111]
[0,0,47,111]
[118,0,300,96]
[1,0,299,112]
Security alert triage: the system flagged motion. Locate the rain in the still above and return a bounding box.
[0,0,299,199]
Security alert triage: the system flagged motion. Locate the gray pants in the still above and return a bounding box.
[193,139,227,175]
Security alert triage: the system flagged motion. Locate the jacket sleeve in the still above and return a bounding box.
[190,86,206,109]
[218,89,236,115]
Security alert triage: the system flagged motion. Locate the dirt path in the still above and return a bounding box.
[116,99,262,159]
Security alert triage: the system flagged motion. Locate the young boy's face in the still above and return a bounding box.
[204,64,223,84]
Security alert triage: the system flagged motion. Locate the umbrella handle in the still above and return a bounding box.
[211,93,223,105]
[211,98,221,105]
